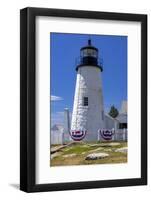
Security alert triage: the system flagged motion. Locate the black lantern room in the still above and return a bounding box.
[76,39,103,71]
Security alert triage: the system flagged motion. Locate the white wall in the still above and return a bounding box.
[0,0,150,199]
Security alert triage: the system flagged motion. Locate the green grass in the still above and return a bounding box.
[50,141,127,166]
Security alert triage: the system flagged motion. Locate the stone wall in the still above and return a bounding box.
[71,66,104,141]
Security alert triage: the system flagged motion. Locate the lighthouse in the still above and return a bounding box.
[71,39,105,142]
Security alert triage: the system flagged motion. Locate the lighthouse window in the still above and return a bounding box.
[83,97,88,106]
[102,111,104,120]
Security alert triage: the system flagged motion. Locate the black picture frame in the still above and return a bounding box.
[20,7,147,192]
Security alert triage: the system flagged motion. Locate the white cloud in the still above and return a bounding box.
[51,95,63,101]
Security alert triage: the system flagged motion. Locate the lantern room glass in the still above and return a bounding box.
[81,48,98,58]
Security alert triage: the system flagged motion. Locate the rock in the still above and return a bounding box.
[89,143,120,148]
[88,147,104,152]
[115,147,127,153]
[51,152,62,159]
[51,142,73,153]
[101,142,120,147]
[89,144,102,147]
[103,148,112,152]
[85,153,109,160]
[63,153,76,158]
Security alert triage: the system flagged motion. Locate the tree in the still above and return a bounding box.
[108,105,119,118]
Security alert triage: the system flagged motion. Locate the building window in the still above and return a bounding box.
[119,123,127,129]
[83,97,88,106]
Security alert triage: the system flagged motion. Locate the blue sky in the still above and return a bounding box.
[50,33,127,125]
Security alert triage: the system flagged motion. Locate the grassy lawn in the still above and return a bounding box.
[50,141,127,166]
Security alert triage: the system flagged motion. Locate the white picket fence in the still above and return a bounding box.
[51,130,63,145]
[51,128,128,144]
[112,129,127,142]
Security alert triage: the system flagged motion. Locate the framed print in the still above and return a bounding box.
[20,7,147,192]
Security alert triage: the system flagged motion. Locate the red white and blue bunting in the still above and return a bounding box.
[98,129,115,140]
[70,130,87,141]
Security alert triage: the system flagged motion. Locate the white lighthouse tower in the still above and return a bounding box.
[71,39,105,142]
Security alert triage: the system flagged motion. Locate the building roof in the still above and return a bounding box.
[80,39,98,51]
[51,124,63,131]
[116,113,127,123]
[105,114,119,122]
[105,113,127,124]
